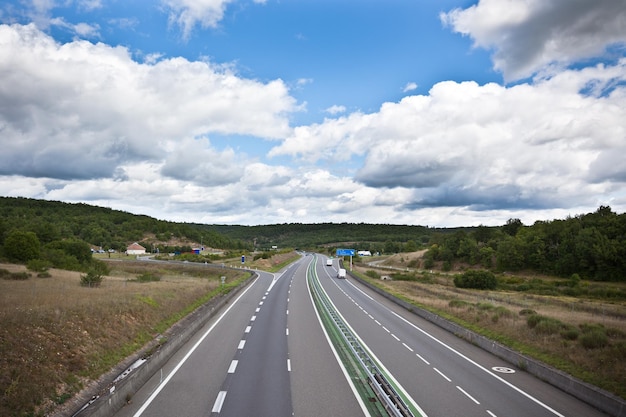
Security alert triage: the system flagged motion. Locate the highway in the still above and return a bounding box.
[113,254,609,417]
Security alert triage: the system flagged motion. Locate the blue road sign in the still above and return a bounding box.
[241,255,245,263]
[336,248,355,256]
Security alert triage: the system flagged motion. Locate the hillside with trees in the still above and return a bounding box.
[424,206,626,281]
[1,197,624,282]
[0,197,250,272]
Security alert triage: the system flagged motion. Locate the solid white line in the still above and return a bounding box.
[132,279,258,417]
[433,367,451,382]
[457,385,480,405]
[339,265,560,412]
[390,310,565,417]
[305,258,373,417]
[228,360,238,373]
[238,340,245,350]
[212,391,227,413]
[317,260,428,417]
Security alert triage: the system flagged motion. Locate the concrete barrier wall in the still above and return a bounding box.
[348,270,626,417]
[65,273,257,417]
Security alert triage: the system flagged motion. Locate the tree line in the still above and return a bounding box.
[423,206,626,281]
[0,197,250,271]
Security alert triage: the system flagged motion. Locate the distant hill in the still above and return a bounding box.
[0,197,249,252]
[210,222,439,251]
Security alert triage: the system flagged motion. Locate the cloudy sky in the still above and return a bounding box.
[1,0,625,227]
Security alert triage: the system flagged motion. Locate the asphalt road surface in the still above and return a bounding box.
[113,255,609,417]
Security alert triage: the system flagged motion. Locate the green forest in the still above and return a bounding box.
[1,197,625,282]
[424,206,626,281]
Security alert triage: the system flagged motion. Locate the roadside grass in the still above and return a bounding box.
[0,262,250,417]
[352,264,626,400]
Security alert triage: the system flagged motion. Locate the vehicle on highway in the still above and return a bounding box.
[326,259,333,266]
[337,268,346,279]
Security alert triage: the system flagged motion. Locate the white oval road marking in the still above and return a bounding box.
[492,366,515,374]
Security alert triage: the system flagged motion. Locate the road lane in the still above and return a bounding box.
[288,255,368,416]
[317,256,608,417]
[212,266,294,416]
[113,271,274,417]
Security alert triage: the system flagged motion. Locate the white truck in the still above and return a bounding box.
[326,258,333,266]
[337,268,346,279]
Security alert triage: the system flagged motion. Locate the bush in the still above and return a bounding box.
[453,270,497,290]
[80,260,109,287]
[535,319,562,335]
[560,326,580,340]
[449,299,470,309]
[365,270,380,279]
[4,230,41,262]
[27,259,50,273]
[2,271,31,280]
[519,308,537,316]
[80,271,103,287]
[526,314,565,335]
[579,330,609,349]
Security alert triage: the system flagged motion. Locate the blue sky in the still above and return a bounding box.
[1,0,625,227]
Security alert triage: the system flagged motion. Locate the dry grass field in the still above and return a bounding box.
[0,260,250,417]
[354,252,626,400]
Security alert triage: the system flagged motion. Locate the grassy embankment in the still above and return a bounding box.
[0,259,254,417]
[352,252,626,400]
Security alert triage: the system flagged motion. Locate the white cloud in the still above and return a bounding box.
[163,0,233,39]
[441,0,626,81]
[403,82,418,92]
[50,17,100,38]
[272,61,626,212]
[325,105,346,115]
[0,23,296,181]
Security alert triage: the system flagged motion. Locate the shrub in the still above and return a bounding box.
[453,270,497,290]
[4,230,41,262]
[579,330,608,349]
[535,319,562,335]
[27,259,51,273]
[519,308,537,316]
[526,314,565,335]
[526,314,546,329]
[493,306,514,319]
[2,271,31,280]
[365,270,380,279]
[80,261,108,287]
[449,299,470,309]
[560,326,580,341]
[391,273,417,281]
[80,270,103,287]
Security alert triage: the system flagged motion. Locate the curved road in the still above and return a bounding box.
[113,255,608,417]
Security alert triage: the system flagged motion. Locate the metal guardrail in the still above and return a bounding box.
[307,257,416,417]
